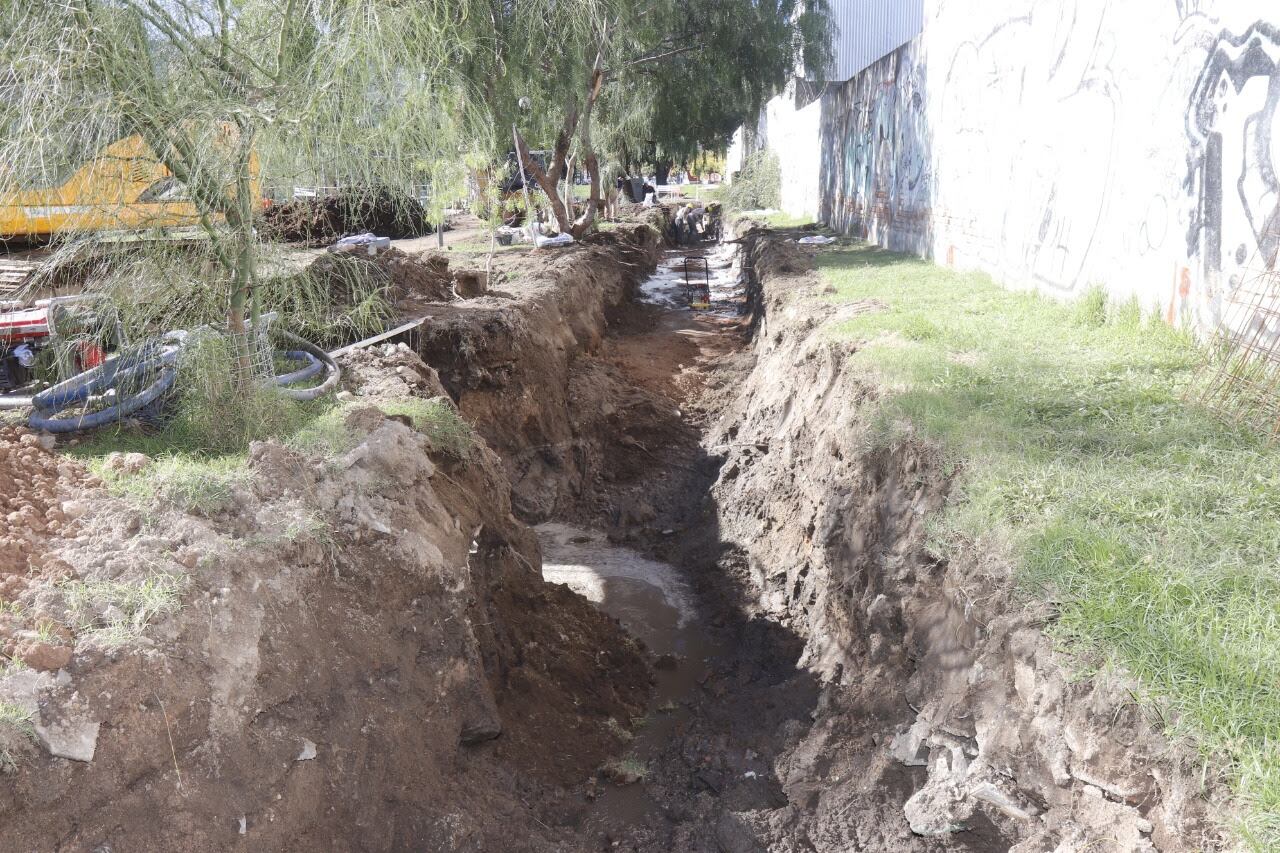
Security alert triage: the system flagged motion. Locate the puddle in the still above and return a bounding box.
[537,522,725,831]
[638,243,743,315]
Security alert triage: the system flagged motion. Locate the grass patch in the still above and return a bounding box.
[759,211,815,229]
[817,243,1280,846]
[91,453,253,515]
[286,397,474,459]
[448,239,531,254]
[0,702,34,772]
[62,572,184,646]
[601,755,648,782]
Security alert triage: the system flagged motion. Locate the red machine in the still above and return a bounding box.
[0,299,110,395]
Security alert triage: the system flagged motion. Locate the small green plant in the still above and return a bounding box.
[0,657,29,679]
[1071,286,1108,327]
[166,331,314,455]
[0,701,35,773]
[602,755,648,783]
[377,398,474,458]
[605,717,633,743]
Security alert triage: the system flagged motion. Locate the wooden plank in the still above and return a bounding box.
[328,316,427,359]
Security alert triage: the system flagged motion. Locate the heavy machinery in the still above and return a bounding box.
[0,299,340,432]
[0,296,117,399]
[0,133,262,297]
[0,136,334,431]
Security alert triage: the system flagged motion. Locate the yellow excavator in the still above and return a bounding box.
[0,133,261,295]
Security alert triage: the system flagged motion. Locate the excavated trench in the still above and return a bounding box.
[430,222,1220,851]
[0,217,1219,850]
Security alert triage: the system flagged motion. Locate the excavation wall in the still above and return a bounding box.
[413,219,668,521]
[760,0,1280,333]
[703,233,1225,850]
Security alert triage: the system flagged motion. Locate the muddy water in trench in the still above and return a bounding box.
[536,242,752,840]
[538,523,727,827]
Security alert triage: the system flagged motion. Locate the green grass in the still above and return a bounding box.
[62,572,184,647]
[760,211,816,229]
[0,702,34,772]
[817,244,1280,846]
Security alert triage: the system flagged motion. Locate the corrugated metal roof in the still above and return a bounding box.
[824,0,924,82]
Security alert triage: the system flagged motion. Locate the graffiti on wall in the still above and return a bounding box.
[819,45,933,255]
[1185,22,1280,312]
[814,1,1280,331]
[935,0,1121,296]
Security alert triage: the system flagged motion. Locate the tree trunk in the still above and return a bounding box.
[513,129,574,236]
[655,159,673,187]
[569,49,607,239]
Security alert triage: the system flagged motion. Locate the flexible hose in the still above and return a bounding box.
[272,350,325,388]
[0,394,35,411]
[28,338,184,434]
[17,328,336,432]
[272,331,340,401]
[28,366,177,433]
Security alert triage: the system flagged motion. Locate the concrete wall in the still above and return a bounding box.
[769,87,823,218]
[804,0,1280,331]
[726,84,823,219]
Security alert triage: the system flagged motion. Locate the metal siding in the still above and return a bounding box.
[827,0,924,82]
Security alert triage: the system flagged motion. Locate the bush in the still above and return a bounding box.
[726,150,782,212]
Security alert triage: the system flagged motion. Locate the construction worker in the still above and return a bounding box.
[674,204,691,245]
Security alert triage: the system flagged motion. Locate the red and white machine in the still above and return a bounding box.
[0,298,110,395]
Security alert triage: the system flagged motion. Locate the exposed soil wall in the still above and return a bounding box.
[0,360,649,851]
[413,217,668,521]
[702,232,1225,850]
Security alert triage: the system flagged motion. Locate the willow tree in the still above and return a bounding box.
[0,0,488,359]
[598,0,833,184]
[457,0,830,238]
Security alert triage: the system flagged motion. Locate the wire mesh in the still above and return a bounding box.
[225,314,278,388]
[1193,228,1280,439]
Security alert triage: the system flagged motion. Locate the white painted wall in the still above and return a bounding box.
[772,0,1280,332]
[767,90,823,219]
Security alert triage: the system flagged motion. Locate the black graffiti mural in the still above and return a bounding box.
[1186,22,1280,297]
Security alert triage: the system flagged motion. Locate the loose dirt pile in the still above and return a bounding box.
[293,246,455,315]
[259,189,435,246]
[0,426,91,592]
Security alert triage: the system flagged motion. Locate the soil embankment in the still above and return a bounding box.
[418,216,1223,850]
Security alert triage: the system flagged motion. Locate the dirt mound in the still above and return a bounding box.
[259,189,435,246]
[0,426,91,584]
[385,249,453,303]
[0,346,652,850]
[300,247,454,308]
[338,342,450,400]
